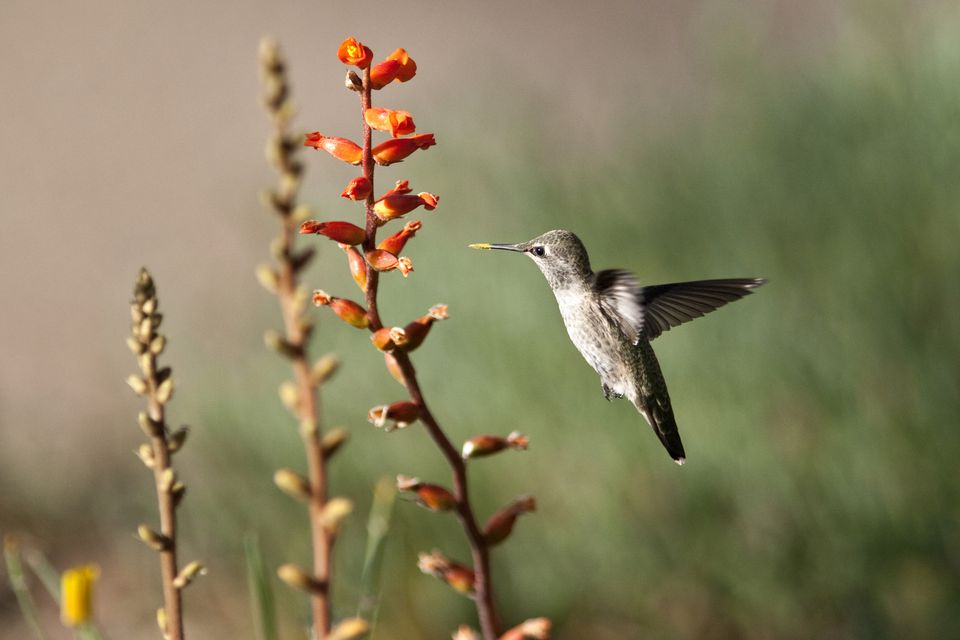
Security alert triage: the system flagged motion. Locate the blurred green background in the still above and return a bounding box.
[2,0,959,638]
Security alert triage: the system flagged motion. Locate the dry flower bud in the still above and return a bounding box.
[365,107,415,137]
[137,525,171,551]
[373,192,439,221]
[417,550,475,598]
[386,48,417,82]
[138,411,163,437]
[279,381,300,413]
[274,468,311,502]
[329,618,372,640]
[345,70,363,92]
[277,563,325,594]
[313,291,370,329]
[397,256,414,277]
[344,245,368,292]
[304,133,363,165]
[368,401,420,431]
[126,335,144,355]
[337,37,373,69]
[377,220,423,255]
[462,431,529,459]
[156,378,174,405]
[341,176,372,201]
[300,220,366,245]
[372,133,436,166]
[167,426,189,452]
[369,58,401,89]
[136,444,155,469]
[318,497,354,534]
[148,334,166,355]
[396,475,457,512]
[127,375,148,395]
[483,496,537,546]
[365,249,400,272]
[173,561,206,589]
[321,427,350,457]
[500,618,552,640]
[310,353,341,385]
[256,264,280,293]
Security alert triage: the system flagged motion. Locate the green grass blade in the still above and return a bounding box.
[356,477,397,634]
[3,536,49,640]
[244,532,278,640]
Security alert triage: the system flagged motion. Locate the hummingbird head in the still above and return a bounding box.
[470,229,593,289]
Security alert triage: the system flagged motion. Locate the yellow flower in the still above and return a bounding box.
[61,564,99,627]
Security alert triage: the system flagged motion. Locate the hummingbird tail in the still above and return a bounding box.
[636,400,686,465]
[631,340,686,465]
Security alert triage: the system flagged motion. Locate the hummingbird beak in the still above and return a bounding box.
[468,243,524,252]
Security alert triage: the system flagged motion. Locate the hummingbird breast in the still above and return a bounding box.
[553,286,636,398]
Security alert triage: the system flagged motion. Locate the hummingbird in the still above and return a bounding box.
[470,230,765,465]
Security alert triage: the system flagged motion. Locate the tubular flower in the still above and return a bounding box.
[417,550,475,598]
[373,192,439,222]
[341,176,372,201]
[313,290,370,329]
[365,249,400,272]
[483,496,537,546]
[337,37,373,69]
[364,107,416,137]
[304,133,363,165]
[369,59,401,89]
[61,565,99,627]
[368,401,421,431]
[398,304,448,351]
[500,618,552,640]
[383,179,412,197]
[378,220,422,255]
[300,220,366,245]
[372,133,436,165]
[396,475,458,511]
[386,48,417,82]
[343,245,367,292]
[462,431,529,459]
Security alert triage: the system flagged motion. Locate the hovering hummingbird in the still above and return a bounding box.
[470,230,765,465]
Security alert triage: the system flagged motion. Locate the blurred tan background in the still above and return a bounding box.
[3,0,960,638]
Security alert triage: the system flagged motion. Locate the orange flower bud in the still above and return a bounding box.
[396,475,457,512]
[373,192,439,221]
[304,133,363,165]
[365,249,399,272]
[364,107,416,137]
[378,220,423,255]
[300,220,366,245]
[368,401,420,431]
[313,290,369,329]
[397,256,414,277]
[341,176,372,201]
[372,133,436,165]
[483,496,536,546]
[370,327,397,351]
[369,59,401,89]
[386,48,417,82]
[462,431,529,459]
[383,179,412,197]
[343,245,367,292]
[500,618,552,640]
[384,352,406,384]
[417,550,475,598]
[337,37,373,69]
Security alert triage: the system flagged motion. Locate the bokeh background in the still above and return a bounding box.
[2,0,959,638]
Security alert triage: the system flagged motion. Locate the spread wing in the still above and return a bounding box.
[595,271,766,343]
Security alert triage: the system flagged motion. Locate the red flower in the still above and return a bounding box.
[337,37,373,69]
[364,108,416,138]
[461,431,529,459]
[483,496,537,546]
[383,179,412,197]
[368,401,421,430]
[313,290,369,329]
[373,192,439,222]
[396,475,457,512]
[341,176,372,201]
[398,304,447,351]
[372,133,436,165]
[378,220,422,255]
[304,133,362,165]
[299,220,366,245]
[369,59,401,89]
[386,48,417,82]
[417,551,475,598]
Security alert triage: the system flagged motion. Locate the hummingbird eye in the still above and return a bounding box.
[531,246,546,257]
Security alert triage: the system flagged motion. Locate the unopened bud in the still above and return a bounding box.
[156,378,174,405]
[127,375,148,395]
[321,427,350,458]
[136,444,155,469]
[310,353,340,385]
[138,411,163,437]
[265,330,302,359]
[274,468,311,502]
[167,426,189,453]
[159,468,176,493]
[329,617,371,640]
[417,550,475,598]
[172,561,206,589]
[256,264,280,293]
[157,607,167,634]
[344,245,368,292]
[345,70,363,92]
[397,475,457,512]
[279,381,300,414]
[483,496,537,546]
[313,291,370,329]
[127,336,144,355]
[318,497,354,534]
[137,525,170,551]
[462,431,529,460]
[384,352,407,384]
[149,334,166,355]
[500,618,552,640]
[277,564,325,594]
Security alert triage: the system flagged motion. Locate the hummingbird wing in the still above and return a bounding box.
[595,272,766,343]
